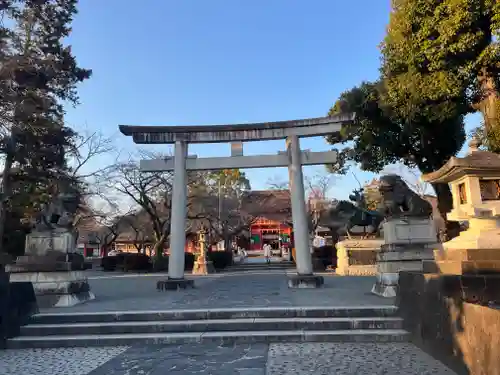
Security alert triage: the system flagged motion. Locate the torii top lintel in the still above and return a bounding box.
[118,113,355,144]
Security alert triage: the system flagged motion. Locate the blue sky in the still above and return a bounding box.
[65,0,480,200]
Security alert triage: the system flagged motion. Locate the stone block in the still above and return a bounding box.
[398,271,500,375]
[372,246,434,298]
[377,260,429,274]
[7,260,73,273]
[424,247,500,275]
[377,248,435,262]
[25,230,76,257]
[371,282,397,298]
[156,278,195,291]
[287,274,324,288]
[383,218,437,245]
[9,271,94,308]
[335,239,383,276]
[436,248,500,262]
[5,282,38,337]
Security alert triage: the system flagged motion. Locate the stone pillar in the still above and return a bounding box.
[168,140,188,280]
[286,135,323,288]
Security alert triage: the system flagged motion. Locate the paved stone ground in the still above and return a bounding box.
[40,271,393,313]
[1,343,457,374]
[1,269,460,374]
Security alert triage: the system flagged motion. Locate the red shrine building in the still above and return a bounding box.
[246,190,293,251]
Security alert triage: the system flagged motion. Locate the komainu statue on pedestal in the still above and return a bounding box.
[378,174,433,218]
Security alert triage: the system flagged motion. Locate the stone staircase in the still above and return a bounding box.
[7,306,409,348]
[225,260,295,272]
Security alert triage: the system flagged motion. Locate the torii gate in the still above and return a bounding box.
[119,113,354,288]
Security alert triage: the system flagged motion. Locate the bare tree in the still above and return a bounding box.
[305,172,336,238]
[192,188,274,251]
[74,194,132,256]
[104,158,173,257]
[104,155,204,258]
[266,175,289,190]
[121,212,154,254]
[66,130,116,202]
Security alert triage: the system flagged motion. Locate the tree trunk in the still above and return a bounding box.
[153,232,167,260]
[431,182,461,240]
[477,74,498,134]
[0,151,14,255]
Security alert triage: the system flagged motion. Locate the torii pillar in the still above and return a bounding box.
[286,135,324,288]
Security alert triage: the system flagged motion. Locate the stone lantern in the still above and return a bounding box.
[421,139,500,274]
[192,226,215,275]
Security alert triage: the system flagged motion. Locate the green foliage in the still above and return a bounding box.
[381,0,498,144]
[327,82,465,175]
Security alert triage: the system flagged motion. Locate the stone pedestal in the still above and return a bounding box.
[371,219,437,298]
[192,257,216,275]
[8,271,94,308]
[423,217,500,274]
[336,239,383,276]
[6,229,95,308]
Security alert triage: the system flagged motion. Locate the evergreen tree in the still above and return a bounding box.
[326,81,464,226]
[0,0,91,254]
[381,0,499,149]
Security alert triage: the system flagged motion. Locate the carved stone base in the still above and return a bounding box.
[8,271,95,308]
[156,278,195,291]
[287,274,324,289]
[192,259,216,275]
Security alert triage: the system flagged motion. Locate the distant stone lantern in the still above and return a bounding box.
[421,138,500,274]
[192,226,215,275]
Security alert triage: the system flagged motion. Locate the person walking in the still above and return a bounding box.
[263,243,271,264]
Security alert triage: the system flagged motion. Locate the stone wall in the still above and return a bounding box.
[398,271,500,375]
[335,239,383,276]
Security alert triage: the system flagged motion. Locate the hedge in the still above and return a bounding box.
[101,253,151,272]
[120,253,152,272]
[207,251,233,270]
[102,252,210,272]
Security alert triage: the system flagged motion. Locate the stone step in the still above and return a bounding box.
[30,306,399,324]
[20,317,404,336]
[223,267,293,272]
[230,261,295,266]
[227,263,294,268]
[7,329,410,349]
[224,266,296,272]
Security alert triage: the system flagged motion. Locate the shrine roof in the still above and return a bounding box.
[118,113,355,144]
[422,150,500,183]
